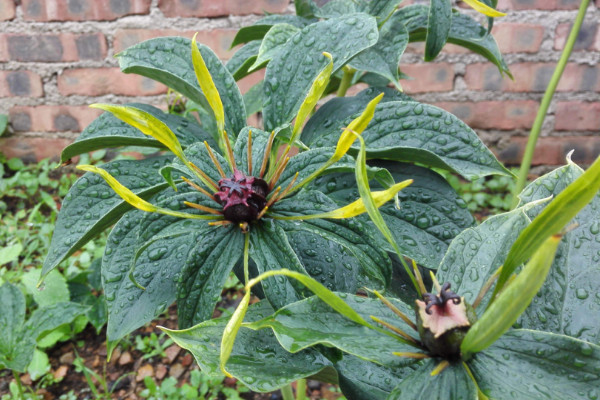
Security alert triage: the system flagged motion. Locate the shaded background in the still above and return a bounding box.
[0,0,599,166]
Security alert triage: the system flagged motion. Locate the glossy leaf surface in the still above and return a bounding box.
[251,24,300,71]
[425,0,452,61]
[226,41,260,80]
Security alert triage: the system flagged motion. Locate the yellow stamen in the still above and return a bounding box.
[247,130,253,175]
[181,176,216,201]
[184,201,222,215]
[188,162,218,192]
[412,259,426,297]
[370,316,418,344]
[392,352,430,359]
[259,131,275,179]
[223,130,236,173]
[372,290,417,331]
[204,141,226,178]
[268,157,289,190]
[275,172,299,203]
[209,220,232,227]
[431,360,450,376]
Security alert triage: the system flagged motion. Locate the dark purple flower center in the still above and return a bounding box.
[422,282,462,315]
[214,169,269,223]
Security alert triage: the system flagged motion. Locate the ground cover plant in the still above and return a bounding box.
[2,0,599,398]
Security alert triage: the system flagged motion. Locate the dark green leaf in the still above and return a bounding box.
[233,127,271,177]
[231,15,312,48]
[470,330,600,400]
[273,190,392,289]
[295,0,318,18]
[226,41,260,80]
[517,159,600,343]
[247,293,417,367]
[436,206,531,312]
[160,141,227,189]
[0,283,27,371]
[315,0,357,18]
[358,0,403,19]
[118,37,245,137]
[309,101,511,180]
[43,156,172,278]
[349,11,408,89]
[22,302,89,342]
[388,359,477,400]
[263,13,379,131]
[250,24,300,71]
[335,355,418,400]
[398,5,510,76]
[311,162,476,270]
[249,221,309,309]
[60,103,214,163]
[177,226,244,328]
[163,301,333,392]
[302,87,413,145]
[425,0,452,61]
[243,81,264,117]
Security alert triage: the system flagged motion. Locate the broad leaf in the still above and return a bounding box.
[358,0,403,19]
[233,127,271,177]
[399,5,510,76]
[349,11,408,89]
[315,0,357,18]
[312,163,475,270]
[470,330,600,400]
[425,0,452,61]
[22,269,69,307]
[308,101,511,180]
[226,41,260,81]
[0,283,27,371]
[388,359,477,400]
[273,190,392,289]
[230,15,313,47]
[163,301,333,392]
[247,293,418,367]
[22,302,89,343]
[263,13,379,131]
[436,206,531,312]
[518,158,600,344]
[243,81,264,117]
[249,221,308,309]
[117,37,245,138]
[60,103,214,163]
[177,226,244,328]
[250,24,300,71]
[302,87,413,145]
[295,0,317,18]
[43,156,172,278]
[161,141,228,190]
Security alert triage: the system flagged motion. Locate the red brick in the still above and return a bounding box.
[0,71,43,97]
[498,136,600,166]
[492,23,545,53]
[434,101,538,130]
[158,0,288,18]
[114,29,237,59]
[555,101,600,131]
[9,106,102,132]
[0,0,15,21]
[498,0,582,10]
[58,68,167,97]
[555,22,598,50]
[21,0,151,21]
[465,63,600,92]
[400,63,454,93]
[0,137,73,162]
[0,33,107,62]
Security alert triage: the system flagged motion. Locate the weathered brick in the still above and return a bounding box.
[498,136,600,166]
[58,67,167,96]
[498,0,581,10]
[554,22,598,50]
[0,71,44,97]
[114,29,237,59]
[21,0,151,21]
[0,0,16,21]
[400,63,454,93]
[0,33,107,62]
[555,101,600,131]
[9,106,102,132]
[492,23,545,53]
[0,137,73,163]
[434,101,538,130]
[158,0,288,18]
[465,63,600,92]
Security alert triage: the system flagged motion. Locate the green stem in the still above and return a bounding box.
[243,233,250,284]
[281,384,295,400]
[336,66,356,97]
[12,370,24,400]
[511,0,590,208]
[296,379,307,400]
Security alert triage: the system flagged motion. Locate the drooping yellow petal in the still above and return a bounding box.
[191,33,225,137]
[78,165,220,220]
[90,104,186,162]
[462,0,506,17]
[292,52,333,142]
[276,179,412,220]
[332,92,384,162]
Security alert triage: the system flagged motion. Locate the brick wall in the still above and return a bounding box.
[1,0,599,167]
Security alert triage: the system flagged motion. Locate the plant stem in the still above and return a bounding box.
[281,384,295,400]
[296,378,307,400]
[511,0,590,208]
[336,66,356,97]
[12,370,24,400]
